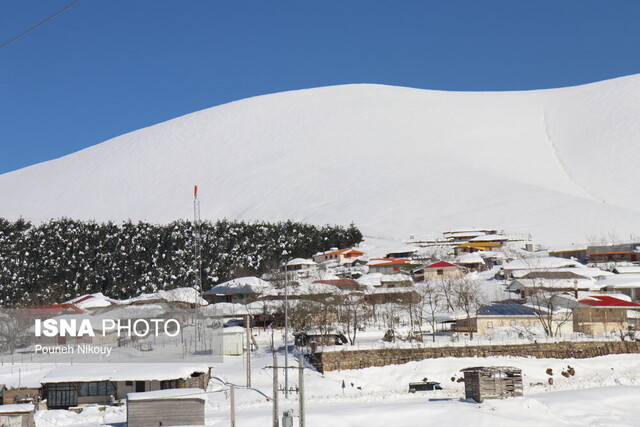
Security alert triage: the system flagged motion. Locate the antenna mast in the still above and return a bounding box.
[193,185,203,348]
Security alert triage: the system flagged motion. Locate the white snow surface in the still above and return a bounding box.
[204,276,271,295]
[127,388,207,401]
[3,76,640,245]
[121,287,207,305]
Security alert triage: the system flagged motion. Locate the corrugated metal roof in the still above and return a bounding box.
[478,303,539,316]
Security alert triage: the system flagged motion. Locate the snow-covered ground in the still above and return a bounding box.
[3,75,640,245]
[22,324,640,426]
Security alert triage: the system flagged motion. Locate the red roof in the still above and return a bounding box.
[424,261,461,269]
[322,248,364,257]
[313,279,361,288]
[579,296,640,307]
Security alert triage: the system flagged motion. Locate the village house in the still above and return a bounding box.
[312,248,365,265]
[283,258,317,272]
[454,303,573,336]
[599,273,640,301]
[548,246,588,263]
[367,258,414,275]
[572,295,640,335]
[587,243,640,263]
[202,276,270,304]
[41,364,210,409]
[454,252,486,272]
[453,241,502,255]
[507,276,604,299]
[412,261,467,282]
[501,257,587,280]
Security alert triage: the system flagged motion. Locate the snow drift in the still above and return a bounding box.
[3,75,640,245]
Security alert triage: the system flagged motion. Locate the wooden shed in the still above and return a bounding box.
[461,366,523,403]
[127,388,206,427]
[0,403,35,427]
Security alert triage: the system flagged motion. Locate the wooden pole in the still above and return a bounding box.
[272,352,279,427]
[230,384,236,427]
[246,314,252,388]
[299,357,305,427]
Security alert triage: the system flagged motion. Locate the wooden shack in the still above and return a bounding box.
[461,366,523,403]
[127,388,206,427]
[0,403,35,427]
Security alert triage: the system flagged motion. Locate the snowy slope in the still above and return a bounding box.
[2,75,640,245]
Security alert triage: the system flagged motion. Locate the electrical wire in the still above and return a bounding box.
[0,0,83,50]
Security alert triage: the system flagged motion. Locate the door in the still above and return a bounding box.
[135,381,145,392]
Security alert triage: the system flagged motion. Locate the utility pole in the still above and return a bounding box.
[298,357,305,427]
[284,253,289,396]
[230,384,236,427]
[246,314,252,388]
[272,352,279,427]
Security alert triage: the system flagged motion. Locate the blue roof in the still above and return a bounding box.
[478,303,539,316]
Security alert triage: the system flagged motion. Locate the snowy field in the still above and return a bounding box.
[4,75,640,245]
[19,325,640,426]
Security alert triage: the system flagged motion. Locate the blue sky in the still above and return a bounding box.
[1,0,639,174]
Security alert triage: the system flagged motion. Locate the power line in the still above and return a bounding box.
[0,0,84,50]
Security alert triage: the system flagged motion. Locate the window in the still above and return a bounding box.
[125,381,133,386]
[437,269,444,276]
[78,382,116,397]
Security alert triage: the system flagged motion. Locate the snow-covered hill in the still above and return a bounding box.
[2,75,640,245]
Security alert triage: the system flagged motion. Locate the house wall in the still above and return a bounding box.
[422,267,466,280]
[473,316,573,336]
[127,398,205,427]
[0,412,35,427]
[2,389,41,405]
[369,265,404,275]
[573,307,628,335]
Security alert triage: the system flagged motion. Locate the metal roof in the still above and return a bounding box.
[478,303,540,316]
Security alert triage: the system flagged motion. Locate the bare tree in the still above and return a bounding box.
[436,277,458,312]
[337,294,369,345]
[527,291,575,337]
[453,278,485,340]
[416,281,444,342]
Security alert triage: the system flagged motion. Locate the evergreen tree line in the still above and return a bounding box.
[0,218,362,306]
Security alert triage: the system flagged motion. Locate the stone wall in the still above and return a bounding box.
[307,341,640,373]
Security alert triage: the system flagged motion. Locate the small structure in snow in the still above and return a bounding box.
[0,404,35,427]
[461,366,523,403]
[294,329,347,347]
[408,381,442,393]
[127,388,206,427]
